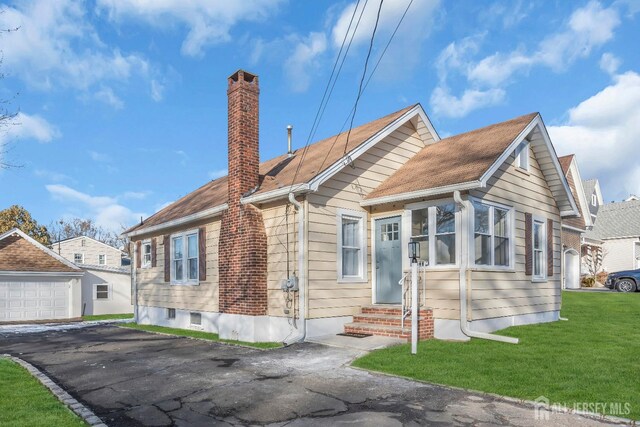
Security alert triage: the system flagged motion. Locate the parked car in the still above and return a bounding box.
[604,269,640,292]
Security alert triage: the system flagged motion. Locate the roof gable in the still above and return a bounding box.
[587,200,640,239]
[0,229,82,273]
[558,154,591,230]
[52,235,126,253]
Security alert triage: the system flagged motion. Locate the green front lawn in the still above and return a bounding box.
[121,323,282,349]
[82,313,134,321]
[0,359,86,427]
[353,291,639,420]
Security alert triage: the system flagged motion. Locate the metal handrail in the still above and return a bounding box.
[399,262,428,331]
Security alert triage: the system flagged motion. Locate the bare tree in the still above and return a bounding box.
[49,218,129,252]
[582,244,607,285]
[0,16,21,169]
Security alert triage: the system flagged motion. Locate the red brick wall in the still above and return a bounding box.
[218,70,268,316]
[561,228,581,253]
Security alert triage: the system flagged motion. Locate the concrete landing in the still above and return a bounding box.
[306,333,405,351]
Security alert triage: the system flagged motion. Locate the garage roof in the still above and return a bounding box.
[0,229,82,273]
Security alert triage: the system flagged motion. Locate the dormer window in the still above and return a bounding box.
[591,194,597,206]
[515,141,530,171]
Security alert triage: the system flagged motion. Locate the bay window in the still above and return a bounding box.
[171,230,199,284]
[472,200,512,268]
[337,209,367,282]
[410,202,457,267]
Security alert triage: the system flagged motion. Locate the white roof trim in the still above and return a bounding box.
[241,185,309,205]
[0,271,84,277]
[567,156,593,228]
[479,114,579,217]
[123,203,228,238]
[562,224,587,233]
[0,228,82,271]
[52,235,126,254]
[361,180,481,207]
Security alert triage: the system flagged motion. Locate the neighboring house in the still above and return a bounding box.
[581,178,604,279]
[558,155,592,289]
[80,264,133,316]
[123,70,578,342]
[0,228,84,322]
[586,199,640,273]
[52,236,129,267]
[582,179,603,224]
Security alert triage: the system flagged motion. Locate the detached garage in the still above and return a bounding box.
[0,228,83,323]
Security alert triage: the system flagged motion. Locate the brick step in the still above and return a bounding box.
[361,305,432,317]
[344,322,411,340]
[353,313,418,327]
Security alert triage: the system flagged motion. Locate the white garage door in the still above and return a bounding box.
[0,280,69,321]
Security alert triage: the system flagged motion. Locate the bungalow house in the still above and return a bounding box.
[123,70,578,342]
[557,155,592,289]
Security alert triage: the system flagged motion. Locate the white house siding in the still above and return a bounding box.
[81,268,133,315]
[602,237,640,273]
[136,219,220,313]
[55,238,123,268]
[468,145,562,321]
[306,122,432,319]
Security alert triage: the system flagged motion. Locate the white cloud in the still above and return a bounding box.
[97,0,284,57]
[46,184,147,231]
[94,87,125,109]
[122,191,150,200]
[432,1,622,117]
[34,169,71,183]
[548,71,640,201]
[1,112,60,144]
[599,52,621,75]
[88,151,111,163]
[150,79,164,102]
[430,86,505,118]
[208,169,227,180]
[0,0,153,102]
[285,32,328,93]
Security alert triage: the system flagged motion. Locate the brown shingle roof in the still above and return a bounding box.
[364,112,538,201]
[0,233,79,273]
[558,154,574,174]
[127,105,415,233]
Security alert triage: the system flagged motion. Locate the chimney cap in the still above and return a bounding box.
[228,69,258,84]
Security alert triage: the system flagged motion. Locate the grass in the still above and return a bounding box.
[121,323,283,349]
[0,359,86,427]
[82,313,134,321]
[353,291,640,420]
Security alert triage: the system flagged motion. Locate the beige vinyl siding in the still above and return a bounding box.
[262,202,298,317]
[56,238,123,267]
[307,122,432,319]
[468,143,562,320]
[136,219,220,312]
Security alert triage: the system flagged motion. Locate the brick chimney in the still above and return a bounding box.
[218,70,268,316]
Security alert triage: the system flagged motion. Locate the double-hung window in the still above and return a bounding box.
[337,209,366,282]
[409,202,457,267]
[74,253,84,264]
[533,218,546,279]
[472,201,512,268]
[171,231,199,284]
[94,284,110,300]
[98,254,106,265]
[142,242,152,268]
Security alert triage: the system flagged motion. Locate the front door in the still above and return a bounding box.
[375,216,402,303]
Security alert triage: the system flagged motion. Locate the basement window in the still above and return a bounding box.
[190,312,202,326]
[167,308,176,319]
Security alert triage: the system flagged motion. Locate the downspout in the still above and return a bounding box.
[132,241,138,323]
[285,192,307,344]
[453,190,518,344]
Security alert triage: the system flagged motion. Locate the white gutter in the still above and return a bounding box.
[124,204,228,238]
[0,271,84,277]
[361,181,481,207]
[241,185,309,205]
[453,190,519,344]
[285,192,307,344]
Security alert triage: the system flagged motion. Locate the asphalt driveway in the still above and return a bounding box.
[0,326,623,426]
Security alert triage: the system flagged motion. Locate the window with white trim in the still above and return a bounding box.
[190,312,202,326]
[591,194,597,206]
[410,202,457,266]
[337,209,366,282]
[515,141,530,171]
[74,253,84,264]
[98,254,106,265]
[533,218,546,279]
[472,201,512,267]
[142,242,152,268]
[171,231,198,283]
[94,284,110,300]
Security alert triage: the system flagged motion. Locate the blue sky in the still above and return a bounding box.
[1,0,639,232]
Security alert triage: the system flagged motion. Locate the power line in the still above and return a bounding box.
[288,0,365,192]
[342,0,384,156]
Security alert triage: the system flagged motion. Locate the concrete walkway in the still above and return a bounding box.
[0,326,627,426]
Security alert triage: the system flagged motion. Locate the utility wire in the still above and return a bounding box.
[287,0,364,192]
[312,0,414,180]
[342,0,384,156]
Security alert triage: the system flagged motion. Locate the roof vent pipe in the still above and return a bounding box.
[287,125,293,157]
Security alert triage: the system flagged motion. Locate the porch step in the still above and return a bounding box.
[353,313,416,327]
[344,322,412,340]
